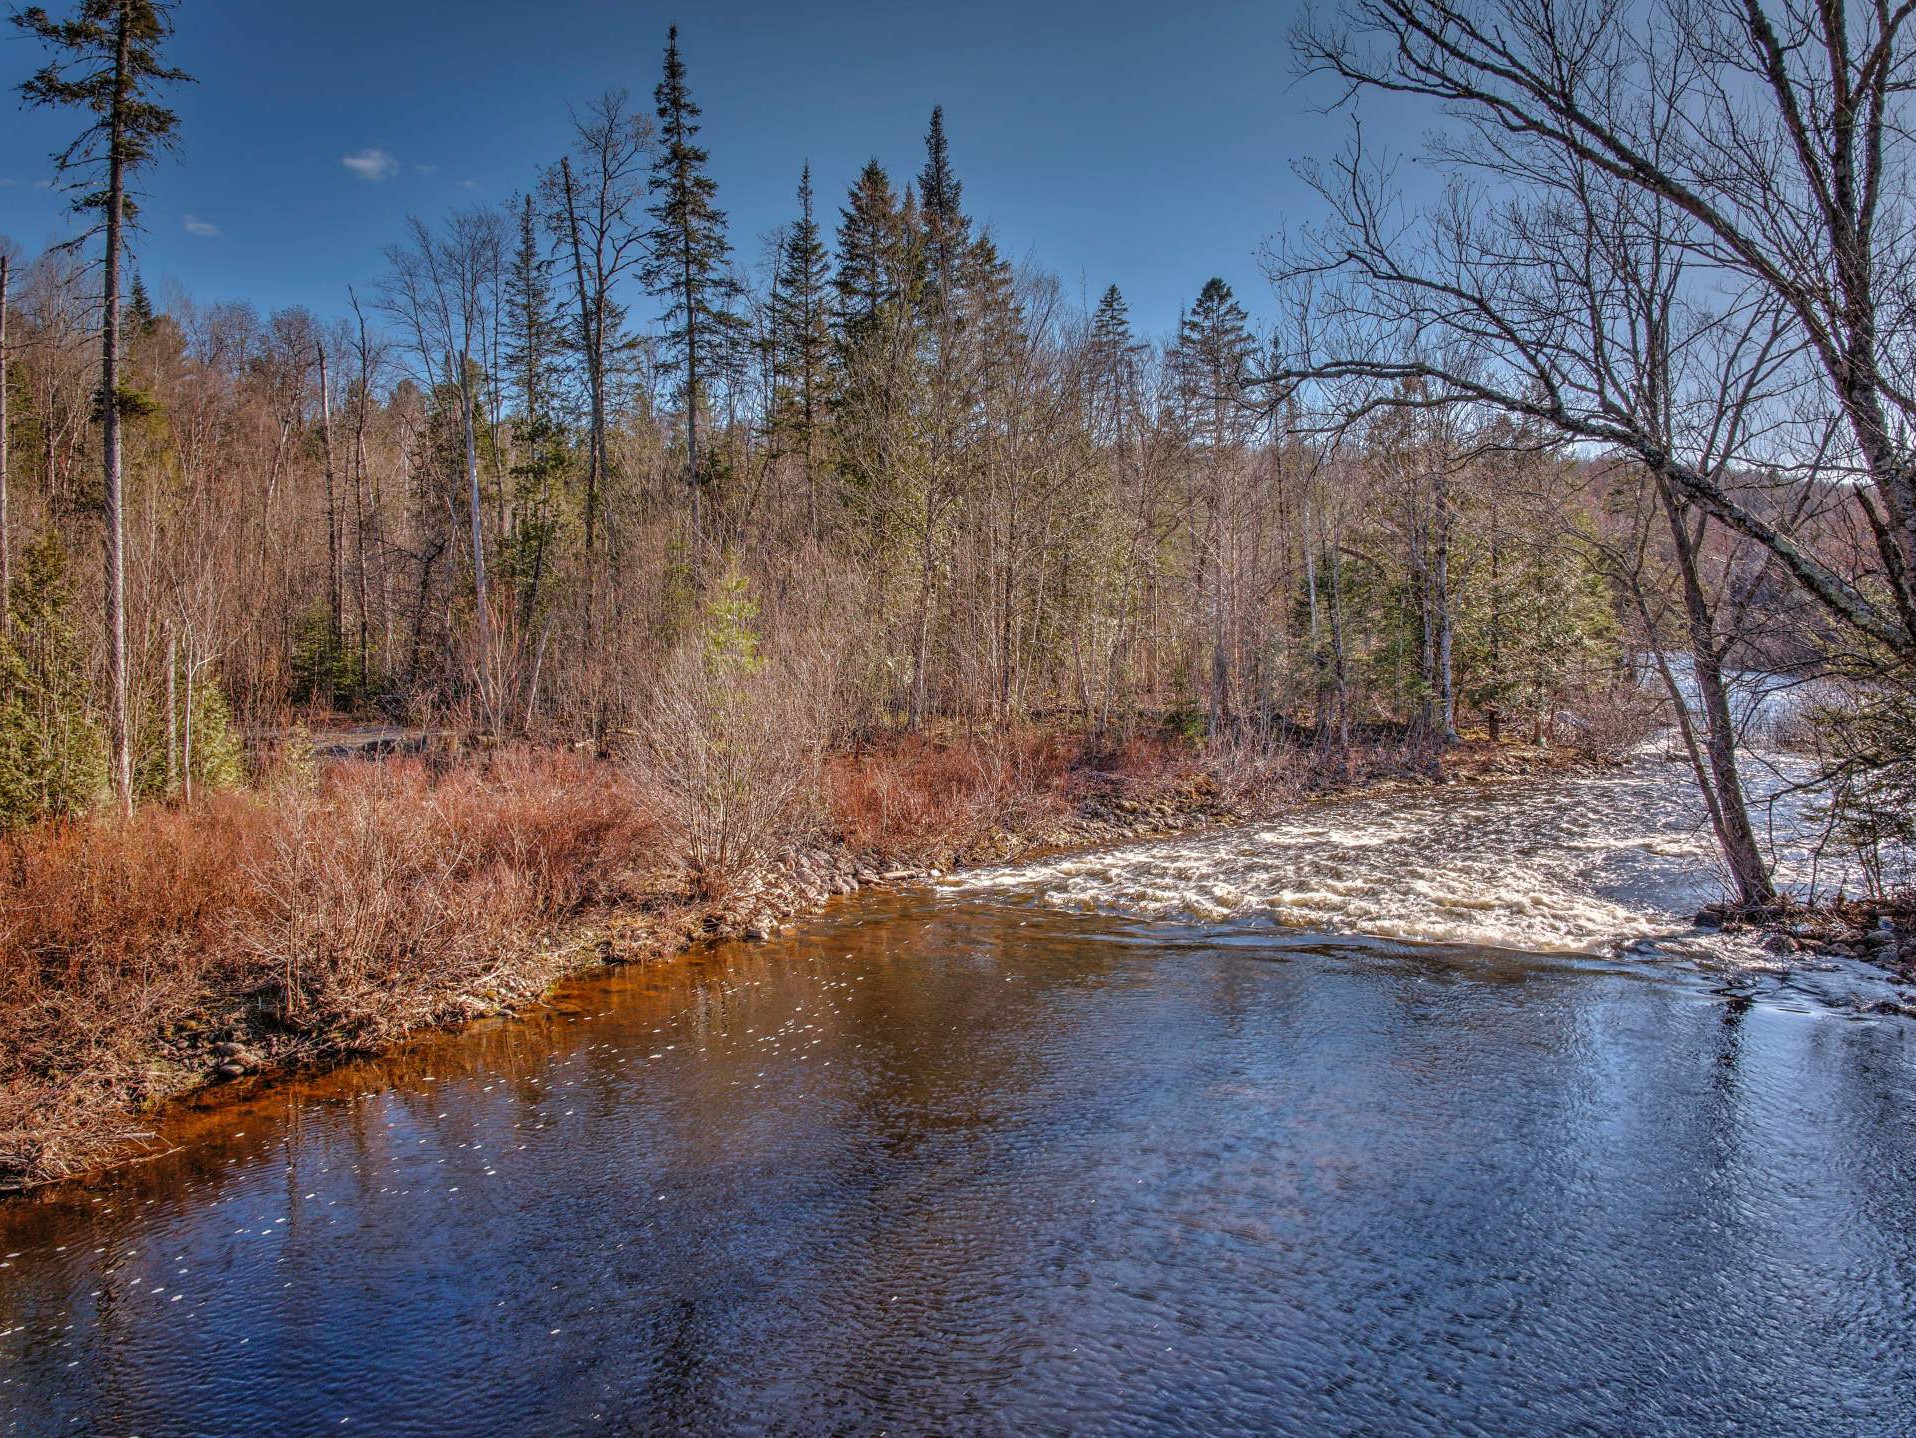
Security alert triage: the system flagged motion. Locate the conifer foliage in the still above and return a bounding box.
[642,25,743,545]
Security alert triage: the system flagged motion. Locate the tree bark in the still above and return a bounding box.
[0,252,10,643]
[1658,479,1776,906]
[101,7,134,817]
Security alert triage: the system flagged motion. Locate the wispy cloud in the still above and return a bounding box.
[341,148,399,182]
[182,214,221,238]
[414,163,440,177]
[456,179,479,191]
[0,178,19,189]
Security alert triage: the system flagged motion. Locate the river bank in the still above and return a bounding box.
[7,749,1914,1437]
[0,732,1597,1193]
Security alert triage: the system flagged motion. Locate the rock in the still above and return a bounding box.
[215,1062,248,1080]
[214,1041,246,1058]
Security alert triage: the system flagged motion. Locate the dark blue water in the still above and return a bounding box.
[3,766,1913,1436]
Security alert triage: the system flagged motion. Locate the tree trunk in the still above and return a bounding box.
[102,9,134,817]
[1432,462,1458,743]
[0,252,10,642]
[164,622,176,797]
[1659,479,1776,906]
[317,342,342,652]
[460,356,494,730]
[557,159,603,626]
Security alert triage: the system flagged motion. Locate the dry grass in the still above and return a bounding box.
[0,748,660,1186]
[824,729,1087,862]
[1,723,1522,1189]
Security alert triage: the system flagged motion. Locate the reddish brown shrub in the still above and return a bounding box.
[0,747,659,1186]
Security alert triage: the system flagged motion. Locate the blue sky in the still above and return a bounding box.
[1,0,1377,341]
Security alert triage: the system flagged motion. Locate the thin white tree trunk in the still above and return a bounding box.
[102,10,134,816]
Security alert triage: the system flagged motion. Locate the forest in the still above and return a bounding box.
[3,0,1914,1181]
[0,22,1641,805]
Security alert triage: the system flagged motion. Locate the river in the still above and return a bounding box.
[3,751,1913,1436]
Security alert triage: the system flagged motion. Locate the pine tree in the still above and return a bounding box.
[833,160,905,344]
[126,271,153,332]
[917,106,968,306]
[503,192,567,635]
[768,164,832,528]
[1087,284,1143,441]
[16,0,192,817]
[1173,278,1255,447]
[1173,278,1257,733]
[504,193,563,424]
[641,25,743,552]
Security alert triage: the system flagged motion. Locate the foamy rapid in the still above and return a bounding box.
[953,747,1847,959]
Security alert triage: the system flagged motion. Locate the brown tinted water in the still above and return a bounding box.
[3,756,1914,1436]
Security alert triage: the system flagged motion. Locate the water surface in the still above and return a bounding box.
[3,756,1912,1436]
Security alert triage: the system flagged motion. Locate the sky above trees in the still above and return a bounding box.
[0,0,1360,339]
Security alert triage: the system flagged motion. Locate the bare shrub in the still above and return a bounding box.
[1559,681,1666,761]
[824,729,1079,861]
[638,567,830,899]
[0,747,656,1185]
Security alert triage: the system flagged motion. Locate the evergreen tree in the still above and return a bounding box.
[1173,278,1256,447]
[504,192,563,424]
[768,164,832,524]
[1087,284,1144,441]
[503,197,569,636]
[126,271,154,332]
[833,159,906,344]
[0,532,107,827]
[641,25,743,548]
[16,0,192,816]
[917,106,968,305]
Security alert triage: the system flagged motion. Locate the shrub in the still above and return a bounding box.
[639,563,828,898]
[0,747,658,1185]
[0,533,110,828]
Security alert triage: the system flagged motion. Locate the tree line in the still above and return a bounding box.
[4,0,1902,908]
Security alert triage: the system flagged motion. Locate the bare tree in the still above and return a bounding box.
[543,90,652,615]
[381,209,507,729]
[16,0,191,814]
[1284,0,1916,664]
[1,245,13,642]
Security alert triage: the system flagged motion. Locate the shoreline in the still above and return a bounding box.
[0,737,1671,1196]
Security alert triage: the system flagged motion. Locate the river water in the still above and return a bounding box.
[3,753,1914,1436]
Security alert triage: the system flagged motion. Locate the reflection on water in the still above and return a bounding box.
[2,765,1914,1436]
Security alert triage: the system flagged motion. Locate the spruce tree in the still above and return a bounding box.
[16,0,192,817]
[641,25,743,550]
[126,272,154,333]
[833,160,905,344]
[504,192,567,633]
[504,193,563,424]
[1173,278,1256,733]
[768,164,832,526]
[917,106,968,305]
[1174,278,1256,448]
[1088,284,1144,442]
